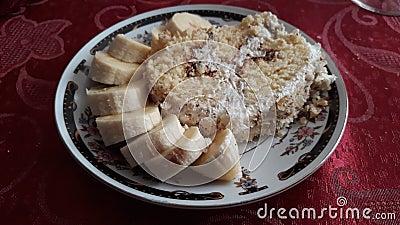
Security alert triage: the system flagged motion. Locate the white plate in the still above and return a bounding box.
[55,4,348,209]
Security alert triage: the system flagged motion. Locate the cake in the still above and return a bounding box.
[145,12,335,140]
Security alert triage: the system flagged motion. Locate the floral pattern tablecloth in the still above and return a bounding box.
[0,0,399,224]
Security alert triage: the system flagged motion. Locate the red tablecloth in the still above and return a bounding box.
[1,0,399,224]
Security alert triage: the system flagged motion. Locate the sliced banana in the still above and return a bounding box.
[120,126,209,182]
[141,126,208,181]
[120,144,138,168]
[86,79,147,116]
[96,105,161,146]
[89,13,246,184]
[167,12,212,35]
[88,51,139,85]
[151,25,168,52]
[124,114,185,164]
[108,34,151,63]
[122,116,210,182]
[218,161,242,181]
[163,126,209,165]
[192,128,241,181]
[143,127,207,182]
[123,114,185,180]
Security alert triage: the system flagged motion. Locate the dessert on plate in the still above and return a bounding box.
[85,11,335,184]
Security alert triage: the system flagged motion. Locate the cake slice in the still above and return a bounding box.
[150,12,336,135]
[151,25,168,53]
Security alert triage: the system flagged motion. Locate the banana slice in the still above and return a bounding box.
[142,126,208,181]
[86,79,147,116]
[218,161,242,181]
[123,115,209,182]
[120,144,138,168]
[192,128,241,181]
[123,114,185,180]
[96,105,161,146]
[120,125,208,170]
[108,34,151,63]
[88,51,140,85]
[151,25,168,52]
[167,12,212,35]
[124,114,185,163]
[163,126,209,165]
